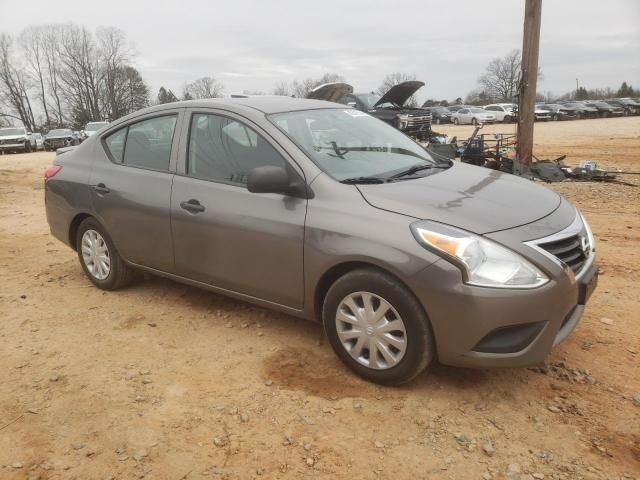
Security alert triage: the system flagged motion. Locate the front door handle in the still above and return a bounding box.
[92,183,110,194]
[180,199,205,213]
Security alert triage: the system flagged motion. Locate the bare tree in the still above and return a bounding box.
[184,76,225,99]
[477,50,521,103]
[19,26,51,127]
[97,27,131,120]
[0,34,37,130]
[41,25,66,125]
[54,24,104,126]
[272,81,290,96]
[377,72,418,107]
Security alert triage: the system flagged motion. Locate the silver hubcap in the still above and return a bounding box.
[335,292,407,370]
[81,229,110,280]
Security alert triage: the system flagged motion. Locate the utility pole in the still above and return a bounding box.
[514,0,542,176]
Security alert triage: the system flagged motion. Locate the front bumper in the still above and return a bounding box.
[406,206,597,368]
[0,142,28,151]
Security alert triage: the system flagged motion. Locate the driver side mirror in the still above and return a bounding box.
[247,165,312,199]
[247,166,290,194]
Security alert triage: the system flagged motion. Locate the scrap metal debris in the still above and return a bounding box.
[446,126,638,186]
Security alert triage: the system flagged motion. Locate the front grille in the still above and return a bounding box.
[538,234,588,275]
[405,114,432,128]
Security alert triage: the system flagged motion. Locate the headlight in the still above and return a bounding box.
[411,220,549,288]
[396,114,410,129]
[579,213,595,255]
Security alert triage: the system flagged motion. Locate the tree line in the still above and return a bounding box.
[0,24,149,130]
[3,27,636,130]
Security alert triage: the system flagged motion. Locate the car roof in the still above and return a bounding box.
[108,97,347,129]
[169,97,342,114]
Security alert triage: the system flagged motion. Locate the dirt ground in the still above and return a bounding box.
[1,117,638,480]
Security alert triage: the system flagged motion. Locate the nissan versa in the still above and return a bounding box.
[44,97,598,384]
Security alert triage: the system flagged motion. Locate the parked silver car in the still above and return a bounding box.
[44,97,597,384]
[452,107,496,125]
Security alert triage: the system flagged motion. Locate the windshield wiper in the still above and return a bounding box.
[340,176,387,185]
[389,163,450,179]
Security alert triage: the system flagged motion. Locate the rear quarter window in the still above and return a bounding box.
[104,128,127,162]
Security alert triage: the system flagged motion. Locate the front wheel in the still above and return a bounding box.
[471,118,478,126]
[322,268,435,385]
[453,118,459,125]
[503,115,512,123]
[76,217,134,290]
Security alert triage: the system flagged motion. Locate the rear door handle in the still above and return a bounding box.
[92,183,110,194]
[180,199,205,213]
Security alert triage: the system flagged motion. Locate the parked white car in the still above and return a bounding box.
[0,127,36,153]
[484,103,516,123]
[452,107,496,125]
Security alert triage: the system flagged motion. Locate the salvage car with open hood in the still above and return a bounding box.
[307,81,434,141]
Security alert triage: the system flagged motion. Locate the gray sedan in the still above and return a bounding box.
[44,97,597,384]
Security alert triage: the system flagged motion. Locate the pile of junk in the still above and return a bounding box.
[423,125,638,186]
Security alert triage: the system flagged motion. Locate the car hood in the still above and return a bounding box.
[356,163,561,234]
[374,81,425,108]
[306,82,354,102]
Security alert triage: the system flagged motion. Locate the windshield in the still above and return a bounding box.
[268,108,436,181]
[0,128,26,136]
[85,122,108,131]
[48,129,72,136]
[355,94,382,109]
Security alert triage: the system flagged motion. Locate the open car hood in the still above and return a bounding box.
[356,163,561,234]
[306,82,354,102]
[374,81,425,107]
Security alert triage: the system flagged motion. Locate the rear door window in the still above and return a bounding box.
[103,115,177,171]
[123,116,177,170]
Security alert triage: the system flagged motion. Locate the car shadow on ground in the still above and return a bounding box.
[99,274,521,399]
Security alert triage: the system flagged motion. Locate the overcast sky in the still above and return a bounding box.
[1,0,638,103]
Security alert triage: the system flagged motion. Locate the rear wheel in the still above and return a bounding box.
[76,217,134,290]
[322,268,435,385]
[471,118,478,126]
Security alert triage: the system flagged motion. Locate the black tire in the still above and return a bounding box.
[602,111,609,118]
[471,118,478,126]
[503,115,512,123]
[76,217,134,290]
[453,118,459,125]
[24,142,31,153]
[322,268,435,385]
[552,114,558,121]
[435,118,441,125]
